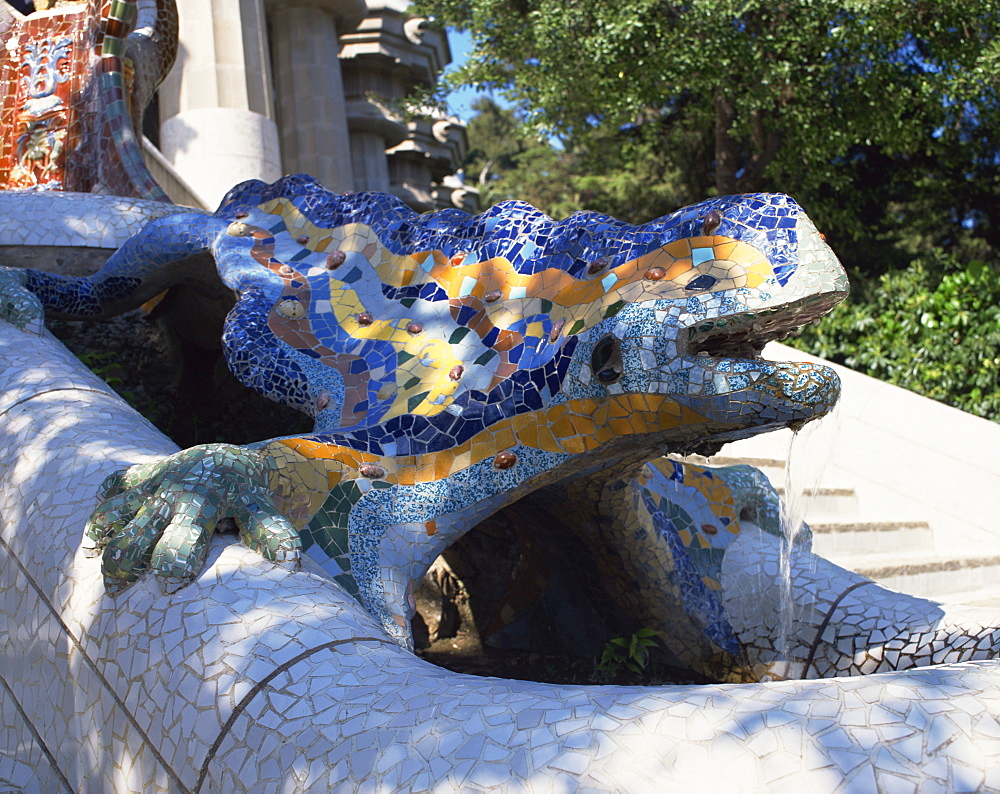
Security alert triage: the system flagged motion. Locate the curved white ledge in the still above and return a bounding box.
[1,321,999,790]
[0,192,190,251]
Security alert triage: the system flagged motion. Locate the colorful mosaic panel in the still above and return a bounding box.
[547,457,790,679]
[0,0,174,199]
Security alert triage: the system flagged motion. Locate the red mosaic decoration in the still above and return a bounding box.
[0,0,173,199]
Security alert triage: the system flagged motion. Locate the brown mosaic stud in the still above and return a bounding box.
[296,235,310,245]
[548,317,565,343]
[450,253,466,266]
[644,267,666,281]
[484,290,502,303]
[493,450,517,470]
[449,365,464,381]
[406,321,423,335]
[326,250,346,269]
[316,391,331,412]
[276,299,305,319]
[358,312,374,326]
[359,464,386,479]
[588,256,609,274]
[235,211,248,219]
[702,524,718,536]
[702,209,723,235]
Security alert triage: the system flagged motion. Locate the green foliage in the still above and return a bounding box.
[416,0,1000,270]
[74,348,172,430]
[423,1,1000,417]
[792,252,1000,421]
[462,98,691,224]
[595,628,661,680]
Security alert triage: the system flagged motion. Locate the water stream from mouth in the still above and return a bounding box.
[775,402,842,679]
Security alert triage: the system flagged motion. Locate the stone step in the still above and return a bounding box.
[705,455,997,607]
[945,586,1000,611]
[706,456,861,519]
[809,519,935,557]
[833,552,1000,601]
[777,487,860,519]
[709,456,788,470]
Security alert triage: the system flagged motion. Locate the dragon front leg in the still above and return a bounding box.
[85,444,301,593]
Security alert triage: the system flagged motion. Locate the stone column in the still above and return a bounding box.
[338,1,475,210]
[265,0,366,193]
[158,0,282,209]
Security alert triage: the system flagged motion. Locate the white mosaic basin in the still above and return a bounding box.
[1,322,1000,791]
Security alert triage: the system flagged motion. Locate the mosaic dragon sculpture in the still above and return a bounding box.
[1,174,854,674]
[4,175,1000,791]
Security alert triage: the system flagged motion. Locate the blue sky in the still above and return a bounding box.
[443,30,480,121]
[441,29,560,148]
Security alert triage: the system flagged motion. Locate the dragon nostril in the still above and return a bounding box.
[590,334,622,384]
[686,274,718,291]
[702,210,723,236]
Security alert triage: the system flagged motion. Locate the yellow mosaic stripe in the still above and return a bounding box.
[270,395,708,490]
[261,199,774,327]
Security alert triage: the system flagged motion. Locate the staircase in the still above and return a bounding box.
[701,342,1000,611]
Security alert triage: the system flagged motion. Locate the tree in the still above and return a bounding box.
[463,98,691,222]
[416,0,1000,269]
[463,97,525,191]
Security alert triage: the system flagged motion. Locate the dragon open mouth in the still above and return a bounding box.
[664,288,848,444]
[684,292,844,362]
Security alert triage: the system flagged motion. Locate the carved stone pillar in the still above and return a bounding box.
[158,0,281,208]
[339,1,475,211]
[265,0,365,193]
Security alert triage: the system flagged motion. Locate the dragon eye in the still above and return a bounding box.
[686,274,718,292]
[590,335,622,383]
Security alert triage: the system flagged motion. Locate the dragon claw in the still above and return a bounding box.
[0,269,43,330]
[86,444,303,592]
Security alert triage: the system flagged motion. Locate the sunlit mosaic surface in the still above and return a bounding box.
[3,173,850,645]
[1,319,1000,791]
[3,171,1000,790]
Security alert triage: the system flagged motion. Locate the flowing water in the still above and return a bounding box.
[775,402,842,678]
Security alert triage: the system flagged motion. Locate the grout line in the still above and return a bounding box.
[0,671,73,792]
[194,635,393,792]
[0,511,189,792]
[0,387,116,420]
[801,580,873,679]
